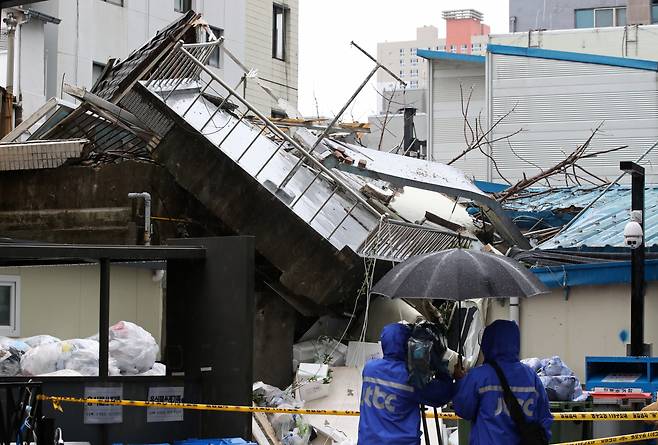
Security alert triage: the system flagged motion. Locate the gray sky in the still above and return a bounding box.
[298,0,510,121]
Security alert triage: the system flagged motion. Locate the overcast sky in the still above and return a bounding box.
[297,0,510,121]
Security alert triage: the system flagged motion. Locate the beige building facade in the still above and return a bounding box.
[1,264,162,345]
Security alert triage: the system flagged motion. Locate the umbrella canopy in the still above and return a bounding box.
[371,248,549,301]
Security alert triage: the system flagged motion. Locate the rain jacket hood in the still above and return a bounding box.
[482,319,520,363]
[381,322,410,361]
[358,323,455,445]
[453,320,552,445]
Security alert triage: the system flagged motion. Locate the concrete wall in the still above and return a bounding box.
[2,264,162,345]
[487,282,658,380]
[509,0,627,32]
[243,0,298,115]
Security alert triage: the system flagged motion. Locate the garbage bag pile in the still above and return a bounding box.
[522,356,586,401]
[0,321,165,377]
[253,382,314,445]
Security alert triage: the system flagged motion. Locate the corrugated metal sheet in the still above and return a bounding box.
[430,59,488,180]
[489,53,658,184]
[504,185,658,249]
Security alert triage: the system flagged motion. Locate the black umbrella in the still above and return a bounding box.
[371,248,549,359]
[372,248,548,301]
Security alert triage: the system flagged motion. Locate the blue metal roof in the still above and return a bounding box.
[417,49,486,64]
[503,185,658,249]
[532,259,658,288]
[488,44,658,72]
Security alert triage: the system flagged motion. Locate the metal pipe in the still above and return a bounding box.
[509,297,519,325]
[177,45,381,217]
[128,192,152,246]
[99,258,110,378]
[621,161,646,356]
[350,40,406,86]
[277,64,379,190]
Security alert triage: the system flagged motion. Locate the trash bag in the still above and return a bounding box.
[109,321,158,375]
[20,339,119,376]
[20,335,60,349]
[527,355,586,401]
[0,345,23,376]
[253,382,301,408]
[138,362,166,376]
[542,356,573,376]
[521,357,543,373]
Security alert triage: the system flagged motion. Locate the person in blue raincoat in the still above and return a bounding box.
[453,319,553,445]
[358,322,456,445]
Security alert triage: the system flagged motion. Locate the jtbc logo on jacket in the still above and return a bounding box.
[494,396,535,417]
[362,385,398,413]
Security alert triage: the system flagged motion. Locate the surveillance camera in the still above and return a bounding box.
[624,221,643,249]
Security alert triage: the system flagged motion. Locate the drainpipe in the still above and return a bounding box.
[509,297,520,325]
[14,13,29,126]
[128,192,152,246]
[2,12,18,135]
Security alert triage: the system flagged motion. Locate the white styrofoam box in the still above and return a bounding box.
[297,363,329,380]
[293,341,317,364]
[345,341,383,368]
[297,380,331,402]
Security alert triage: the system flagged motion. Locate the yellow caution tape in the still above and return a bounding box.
[36,395,658,422]
[555,430,658,445]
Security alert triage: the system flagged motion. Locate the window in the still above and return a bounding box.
[575,7,626,28]
[435,46,441,50]
[450,45,456,53]
[653,1,658,23]
[207,27,224,68]
[272,4,288,60]
[411,58,418,65]
[92,62,106,85]
[0,276,20,336]
[411,47,417,55]
[400,58,405,66]
[400,48,405,55]
[461,44,468,53]
[174,0,192,12]
[410,80,419,89]
[102,0,123,5]
[410,69,418,77]
[399,70,406,77]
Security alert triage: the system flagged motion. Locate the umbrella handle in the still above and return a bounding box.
[457,300,463,365]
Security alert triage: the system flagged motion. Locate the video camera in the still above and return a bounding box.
[406,320,451,389]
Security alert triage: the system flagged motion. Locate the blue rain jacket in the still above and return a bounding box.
[453,320,553,445]
[358,323,455,445]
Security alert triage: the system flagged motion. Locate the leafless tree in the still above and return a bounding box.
[497,123,627,201]
[447,84,523,178]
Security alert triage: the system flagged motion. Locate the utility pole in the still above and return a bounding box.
[620,161,648,356]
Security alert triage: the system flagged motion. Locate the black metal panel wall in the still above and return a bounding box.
[167,236,255,439]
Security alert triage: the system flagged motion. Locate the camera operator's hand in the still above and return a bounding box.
[453,365,466,380]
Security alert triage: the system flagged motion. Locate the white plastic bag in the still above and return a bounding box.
[109,321,159,375]
[21,339,119,376]
[138,362,166,376]
[21,335,60,349]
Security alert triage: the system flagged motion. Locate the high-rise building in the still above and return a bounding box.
[375,9,490,113]
[509,0,658,32]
